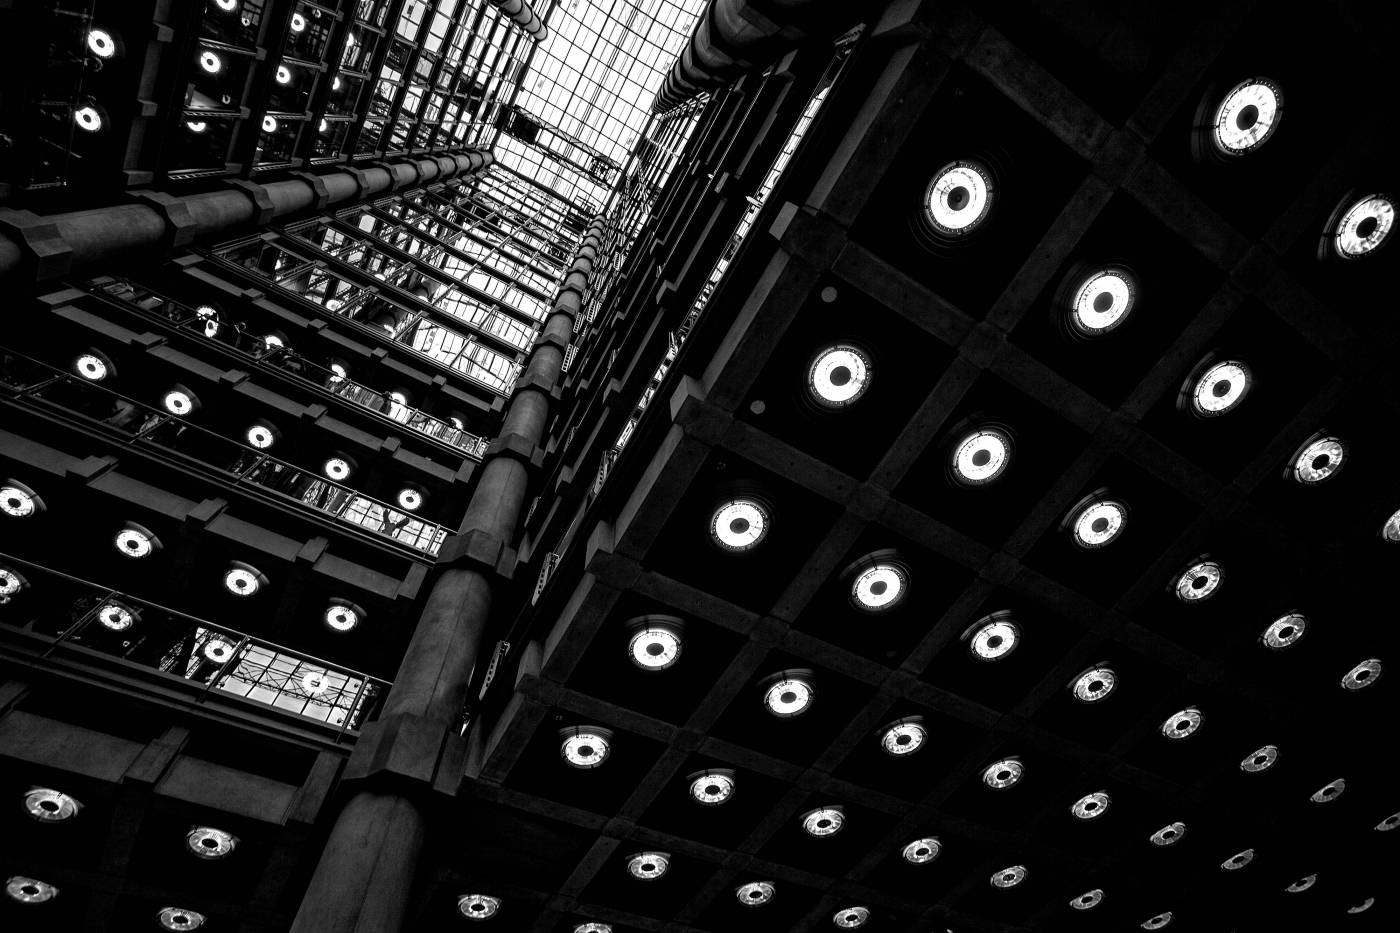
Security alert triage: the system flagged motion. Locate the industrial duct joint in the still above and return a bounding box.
[490,0,548,42]
[651,0,860,114]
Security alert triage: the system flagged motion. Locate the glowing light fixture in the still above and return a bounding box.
[246,422,278,449]
[1067,493,1127,548]
[846,552,909,612]
[709,497,770,552]
[990,865,1026,889]
[1310,778,1345,803]
[162,386,197,415]
[833,906,869,928]
[2,481,41,518]
[186,826,237,859]
[86,28,117,58]
[1161,706,1203,740]
[687,769,735,806]
[735,881,774,906]
[1070,665,1117,703]
[559,726,612,769]
[1342,658,1382,690]
[1071,889,1103,910]
[323,456,353,481]
[74,104,104,132]
[902,837,940,863]
[1174,559,1223,603]
[626,616,683,671]
[951,426,1012,486]
[1262,612,1306,649]
[223,562,265,597]
[114,523,159,558]
[626,852,669,880]
[1069,266,1136,336]
[98,602,136,631]
[879,717,927,756]
[1331,194,1394,259]
[198,50,223,74]
[24,788,81,822]
[983,757,1024,789]
[965,612,1019,661]
[924,160,994,236]
[1141,912,1173,930]
[6,876,58,904]
[457,894,500,920]
[1212,78,1283,154]
[800,806,844,837]
[1222,848,1254,870]
[806,344,872,409]
[73,352,111,381]
[158,907,206,930]
[1071,790,1110,820]
[1190,360,1252,416]
[324,602,361,633]
[1290,434,1346,484]
[761,670,814,718]
[1240,744,1278,773]
[1150,821,1186,846]
[1286,874,1317,893]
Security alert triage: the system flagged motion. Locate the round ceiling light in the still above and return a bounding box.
[186,826,237,859]
[214,0,238,10]
[1141,911,1173,930]
[1071,790,1111,820]
[924,160,994,236]
[626,616,683,671]
[1150,821,1186,846]
[1310,778,1345,803]
[848,555,909,613]
[73,352,111,381]
[1348,898,1375,914]
[1212,78,1283,154]
[1342,658,1382,690]
[114,524,159,558]
[966,612,1019,661]
[324,603,360,633]
[807,344,872,410]
[276,65,292,84]
[1331,194,1394,259]
[687,769,735,806]
[290,12,306,32]
[223,563,264,597]
[0,565,27,599]
[300,670,330,696]
[396,488,423,511]
[990,865,1026,889]
[1,482,41,517]
[1071,889,1104,910]
[833,906,869,929]
[1190,360,1252,417]
[74,104,104,132]
[246,423,277,449]
[1068,266,1136,337]
[558,726,612,769]
[1262,612,1306,649]
[902,837,940,864]
[262,115,278,133]
[323,456,353,481]
[6,876,58,904]
[198,50,222,74]
[709,497,770,552]
[1374,812,1400,832]
[202,637,236,664]
[983,757,1024,789]
[1240,744,1279,773]
[457,894,500,920]
[187,120,208,133]
[1161,706,1203,740]
[574,925,610,933]
[1291,434,1346,484]
[761,670,815,718]
[879,717,927,756]
[1069,496,1128,548]
[24,788,81,822]
[1221,848,1254,871]
[86,27,117,58]
[1380,508,1400,542]
[162,387,197,415]
[735,881,774,907]
[1286,874,1317,893]
[951,426,1013,486]
[1174,560,1223,603]
[801,806,845,837]
[626,851,669,880]
[158,907,207,931]
[98,601,136,631]
[1070,666,1117,703]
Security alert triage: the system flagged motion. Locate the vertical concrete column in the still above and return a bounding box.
[289,216,607,933]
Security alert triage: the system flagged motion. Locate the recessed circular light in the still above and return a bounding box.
[1071,790,1111,820]
[990,864,1026,889]
[333,76,343,91]
[198,50,222,74]
[901,837,941,864]
[1310,778,1345,803]
[1,482,40,517]
[1150,821,1186,846]
[1221,848,1254,870]
[833,906,869,928]
[1141,911,1173,930]
[1331,194,1394,259]
[1212,78,1283,154]
[394,487,423,511]
[1342,658,1382,690]
[186,826,237,859]
[1286,874,1317,893]
[246,423,277,449]
[1380,508,1400,542]
[187,120,208,133]
[687,769,735,806]
[86,27,117,58]
[1068,266,1136,337]
[1174,560,1223,603]
[951,426,1013,486]
[1161,706,1203,740]
[300,670,330,696]
[573,925,610,933]
[114,525,158,558]
[801,806,845,837]
[24,788,81,822]
[965,612,1019,661]
[735,881,774,906]
[6,876,58,904]
[214,0,238,10]
[223,564,263,597]
[162,387,197,415]
[323,457,353,481]
[1240,744,1279,773]
[158,907,207,931]
[1070,666,1117,703]
[1190,360,1252,416]
[626,851,669,880]
[1348,897,1375,914]
[262,115,278,132]
[761,670,815,718]
[1375,812,1400,832]
[982,757,1024,789]
[74,105,104,132]
[848,557,909,612]
[1071,888,1104,910]
[329,362,349,383]
[710,497,770,552]
[1290,434,1346,484]
[1069,497,1128,548]
[559,726,612,769]
[625,616,683,671]
[0,565,27,599]
[276,65,292,84]
[807,344,872,409]
[924,160,994,236]
[879,717,927,756]
[324,603,359,633]
[202,637,236,664]
[98,601,136,631]
[73,352,110,381]
[1262,612,1306,649]
[456,894,500,920]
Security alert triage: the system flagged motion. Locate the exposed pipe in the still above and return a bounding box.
[489,0,548,42]
[652,0,860,113]
[0,150,495,284]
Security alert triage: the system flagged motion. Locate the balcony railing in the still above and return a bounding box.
[0,553,388,739]
[1,349,449,556]
[88,277,490,458]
